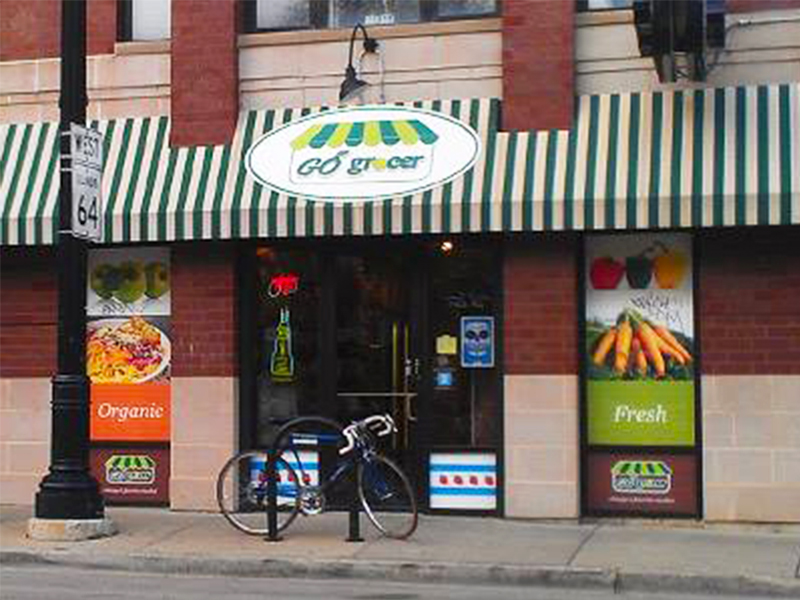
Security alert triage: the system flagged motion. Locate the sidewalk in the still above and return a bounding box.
[2,504,799,597]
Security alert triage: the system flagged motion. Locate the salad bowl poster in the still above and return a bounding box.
[87,248,171,443]
[585,233,695,447]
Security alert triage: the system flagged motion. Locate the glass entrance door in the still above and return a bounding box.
[332,252,422,464]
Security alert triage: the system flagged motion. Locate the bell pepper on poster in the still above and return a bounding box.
[589,257,625,290]
[625,252,653,289]
[654,248,689,289]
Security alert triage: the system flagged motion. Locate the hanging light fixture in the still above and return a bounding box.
[339,23,379,103]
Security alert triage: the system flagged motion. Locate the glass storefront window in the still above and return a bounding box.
[437,0,497,18]
[246,240,501,459]
[256,0,311,30]
[577,0,633,11]
[428,243,500,448]
[249,0,497,32]
[253,247,320,446]
[331,0,421,28]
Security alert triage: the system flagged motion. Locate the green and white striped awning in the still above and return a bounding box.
[1,87,798,246]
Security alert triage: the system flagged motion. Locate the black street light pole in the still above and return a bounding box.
[34,0,104,520]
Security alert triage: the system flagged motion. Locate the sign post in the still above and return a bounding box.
[70,124,103,242]
[32,0,107,529]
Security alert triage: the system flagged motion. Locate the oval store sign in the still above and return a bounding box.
[245,106,481,201]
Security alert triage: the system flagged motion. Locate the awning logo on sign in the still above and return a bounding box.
[611,460,672,495]
[246,106,481,201]
[105,454,156,485]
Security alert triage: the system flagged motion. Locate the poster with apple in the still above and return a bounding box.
[87,248,172,505]
[584,233,695,447]
[88,248,170,317]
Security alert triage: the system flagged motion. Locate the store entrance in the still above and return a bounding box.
[242,239,502,509]
[333,252,423,465]
[245,243,426,470]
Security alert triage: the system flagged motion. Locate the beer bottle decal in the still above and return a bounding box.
[270,308,295,382]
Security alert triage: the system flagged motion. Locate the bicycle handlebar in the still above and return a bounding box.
[339,414,396,455]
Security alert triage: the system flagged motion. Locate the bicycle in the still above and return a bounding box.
[216,413,418,539]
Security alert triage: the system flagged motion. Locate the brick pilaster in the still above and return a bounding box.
[504,235,579,374]
[170,0,239,147]
[502,0,575,131]
[171,244,237,377]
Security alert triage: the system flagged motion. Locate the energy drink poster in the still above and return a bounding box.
[584,233,698,516]
[461,316,495,368]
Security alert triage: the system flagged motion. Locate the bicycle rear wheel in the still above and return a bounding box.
[358,455,418,539]
[216,450,300,535]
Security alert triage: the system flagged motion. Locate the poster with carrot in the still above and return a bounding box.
[585,234,694,382]
[584,233,696,448]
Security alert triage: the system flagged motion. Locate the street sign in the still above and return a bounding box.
[71,162,102,241]
[70,123,103,170]
[69,124,103,241]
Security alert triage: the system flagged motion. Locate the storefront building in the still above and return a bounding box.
[1,0,799,522]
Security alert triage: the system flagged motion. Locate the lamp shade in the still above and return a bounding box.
[339,64,369,103]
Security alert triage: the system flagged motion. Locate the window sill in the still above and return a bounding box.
[575,9,633,28]
[238,18,502,49]
[114,40,171,56]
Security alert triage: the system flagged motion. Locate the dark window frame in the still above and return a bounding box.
[118,0,133,42]
[241,0,500,35]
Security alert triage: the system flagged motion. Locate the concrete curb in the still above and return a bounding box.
[3,549,800,597]
[26,517,117,541]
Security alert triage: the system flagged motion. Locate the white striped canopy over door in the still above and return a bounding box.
[1,87,798,246]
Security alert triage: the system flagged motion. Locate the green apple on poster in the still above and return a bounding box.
[87,248,171,317]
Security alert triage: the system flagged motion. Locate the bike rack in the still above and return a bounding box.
[265,416,363,543]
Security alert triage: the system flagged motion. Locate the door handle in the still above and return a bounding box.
[404,358,420,381]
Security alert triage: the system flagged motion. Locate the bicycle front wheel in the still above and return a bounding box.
[216,450,300,535]
[358,455,418,539]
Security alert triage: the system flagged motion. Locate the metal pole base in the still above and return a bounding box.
[35,486,104,520]
[34,374,104,520]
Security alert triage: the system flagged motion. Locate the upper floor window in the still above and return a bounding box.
[577,0,633,10]
[118,0,171,42]
[244,0,498,33]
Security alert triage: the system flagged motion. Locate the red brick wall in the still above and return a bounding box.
[502,0,574,131]
[171,244,237,377]
[170,0,239,147]
[0,0,60,61]
[504,236,579,374]
[699,229,800,375]
[0,0,116,61]
[87,0,118,56]
[0,248,57,377]
[728,0,800,12]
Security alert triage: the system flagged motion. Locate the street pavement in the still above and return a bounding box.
[2,504,799,597]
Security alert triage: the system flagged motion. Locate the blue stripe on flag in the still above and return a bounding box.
[429,464,495,473]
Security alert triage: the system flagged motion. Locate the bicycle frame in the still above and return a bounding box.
[279,429,375,497]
